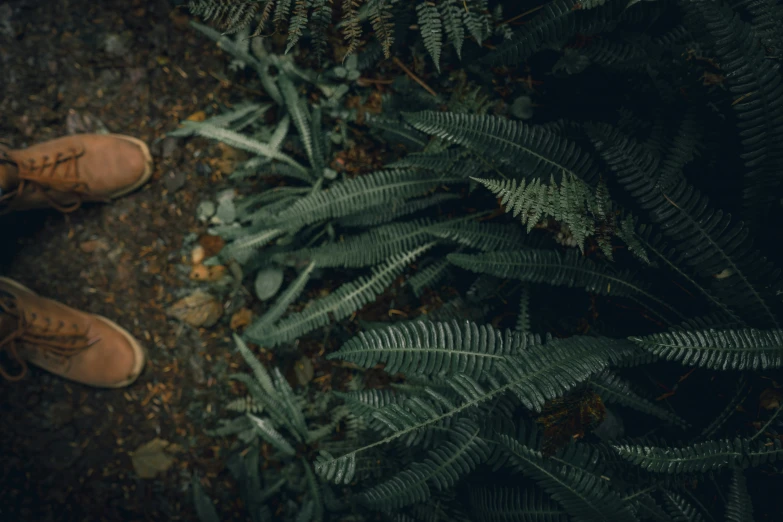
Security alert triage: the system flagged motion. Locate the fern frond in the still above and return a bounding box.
[684,0,783,221]
[448,249,681,322]
[341,0,364,57]
[516,284,532,334]
[408,258,452,297]
[440,0,465,59]
[328,319,532,381]
[483,0,613,66]
[247,244,433,346]
[273,0,294,28]
[417,2,443,71]
[285,0,310,53]
[589,123,782,327]
[369,0,395,58]
[614,438,783,474]
[227,395,264,414]
[498,433,639,522]
[321,333,639,480]
[247,413,297,456]
[404,111,602,185]
[222,228,285,262]
[629,328,783,370]
[281,219,441,268]
[278,74,315,168]
[188,0,262,34]
[359,418,490,509]
[271,169,466,230]
[589,371,688,428]
[338,193,461,228]
[428,220,526,252]
[662,491,705,522]
[462,0,492,44]
[726,468,754,522]
[470,486,569,522]
[473,174,598,253]
[247,261,316,335]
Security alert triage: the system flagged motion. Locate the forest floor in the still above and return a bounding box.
[0,1,278,520]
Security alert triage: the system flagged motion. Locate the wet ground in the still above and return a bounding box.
[0,1,254,519]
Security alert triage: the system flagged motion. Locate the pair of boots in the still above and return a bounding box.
[0,134,153,388]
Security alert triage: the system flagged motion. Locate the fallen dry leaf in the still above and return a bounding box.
[190,264,210,281]
[186,110,206,122]
[80,239,110,253]
[130,438,183,479]
[760,388,782,410]
[230,308,253,330]
[198,235,225,257]
[168,290,223,328]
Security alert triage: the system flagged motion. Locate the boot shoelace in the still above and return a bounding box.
[0,292,96,381]
[0,147,92,214]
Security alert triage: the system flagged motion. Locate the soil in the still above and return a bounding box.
[0,1,258,520]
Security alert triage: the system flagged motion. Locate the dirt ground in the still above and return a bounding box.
[0,1,256,520]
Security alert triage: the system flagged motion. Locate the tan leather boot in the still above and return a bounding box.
[0,277,145,387]
[0,134,153,212]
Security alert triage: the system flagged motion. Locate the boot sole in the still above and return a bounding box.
[0,276,146,388]
[107,134,154,199]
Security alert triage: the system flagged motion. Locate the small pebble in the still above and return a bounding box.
[191,245,205,265]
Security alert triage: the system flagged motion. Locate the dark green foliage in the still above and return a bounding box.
[683,0,783,221]
[614,438,783,473]
[184,0,783,519]
[726,469,754,522]
[630,328,783,370]
[328,320,531,380]
[469,487,569,522]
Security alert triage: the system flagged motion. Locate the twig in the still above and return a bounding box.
[392,57,438,97]
[499,5,545,26]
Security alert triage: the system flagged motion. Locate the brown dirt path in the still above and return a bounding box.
[0,1,252,519]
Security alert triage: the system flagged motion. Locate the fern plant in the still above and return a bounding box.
[198,335,348,521]
[182,0,783,520]
[188,0,510,65]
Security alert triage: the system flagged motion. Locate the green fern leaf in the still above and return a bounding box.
[359,418,490,509]
[498,433,639,522]
[589,123,782,328]
[470,486,569,522]
[369,0,394,58]
[271,169,467,230]
[589,371,688,428]
[440,0,465,59]
[408,258,451,298]
[404,111,602,185]
[285,0,310,53]
[516,284,532,334]
[247,261,316,335]
[247,413,297,456]
[662,491,705,522]
[341,0,364,57]
[417,2,443,71]
[328,319,532,381]
[248,244,434,346]
[338,193,461,228]
[428,220,526,252]
[188,0,262,34]
[726,468,754,522]
[614,438,783,474]
[278,74,316,168]
[448,249,680,322]
[172,121,309,175]
[629,328,783,371]
[280,219,443,268]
